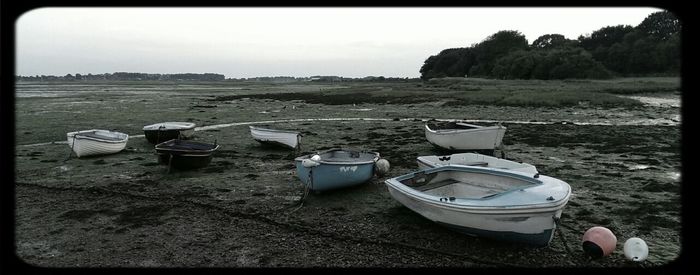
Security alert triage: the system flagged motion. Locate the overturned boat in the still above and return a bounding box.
[385,165,571,246]
[154,139,219,170]
[295,148,380,192]
[249,125,301,150]
[417,152,538,174]
[66,129,129,158]
[143,122,196,144]
[425,121,506,152]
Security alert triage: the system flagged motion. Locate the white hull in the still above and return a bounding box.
[425,123,506,150]
[387,185,563,232]
[67,129,129,157]
[385,166,571,246]
[142,122,196,131]
[417,153,538,174]
[249,126,300,149]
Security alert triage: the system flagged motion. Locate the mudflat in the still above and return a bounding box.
[14,78,681,268]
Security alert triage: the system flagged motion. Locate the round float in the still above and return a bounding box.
[582,226,617,258]
[623,237,649,262]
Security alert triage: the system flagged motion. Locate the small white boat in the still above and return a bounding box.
[417,153,538,174]
[385,165,571,246]
[143,122,196,144]
[425,121,506,151]
[66,129,129,157]
[249,126,301,150]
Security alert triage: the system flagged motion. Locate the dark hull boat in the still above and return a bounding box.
[155,139,219,170]
[143,122,196,144]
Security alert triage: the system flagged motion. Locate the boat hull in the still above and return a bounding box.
[294,149,379,191]
[67,130,129,158]
[385,165,570,246]
[425,124,506,151]
[157,153,214,170]
[143,122,196,144]
[144,129,195,144]
[154,139,218,170]
[249,126,300,149]
[417,153,538,174]
[386,186,561,246]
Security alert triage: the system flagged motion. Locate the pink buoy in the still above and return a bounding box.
[581,226,617,258]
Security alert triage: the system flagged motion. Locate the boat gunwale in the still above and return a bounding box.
[425,123,506,135]
[415,154,538,172]
[294,148,379,165]
[154,140,220,153]
[384,165,571,212]
[143,122,196,131]
[387,181,571,214]
[67,129,129,144]
[249,125,301,135]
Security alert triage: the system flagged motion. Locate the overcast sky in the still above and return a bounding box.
[16,7,663,78]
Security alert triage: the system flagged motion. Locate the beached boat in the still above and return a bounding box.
[154,139,219,170]
[425,121,506,151]
[417,153,538,174]
[295,148,380,192]
[143,122,196,144]
[249,126,301,150]
[66,129,129,158]
[385,165,571,246]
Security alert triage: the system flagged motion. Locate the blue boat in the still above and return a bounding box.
[294,148,380,192]
[385,165,571,246]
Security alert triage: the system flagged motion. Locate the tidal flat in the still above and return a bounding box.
[14,78,682,268]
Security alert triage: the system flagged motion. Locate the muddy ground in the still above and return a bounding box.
[13,80,682,268]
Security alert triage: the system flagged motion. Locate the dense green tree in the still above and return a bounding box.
[419,11,680,80]
[531,34,575,49]
[637,10,680,40]
[578,25,635,51]
[469,30,529,76]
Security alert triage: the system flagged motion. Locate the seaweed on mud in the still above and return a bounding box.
[203,166,226,174]
[261,154,284,160]
[209,92,435,105]
[60,209,115,221]
[114,205,171,228]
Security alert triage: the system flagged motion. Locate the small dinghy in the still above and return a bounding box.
[417,152,538,174]
[385,165,571,246]
[425,121,506,152]
[66,129,129,157]
[249,125,301,150]
[143,122,196,144]
[154,139,219,170]
[295,148,380,192]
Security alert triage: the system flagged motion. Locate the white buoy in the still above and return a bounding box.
[375,158,390,176]
[624,237,649,262]
[301,159,320,168]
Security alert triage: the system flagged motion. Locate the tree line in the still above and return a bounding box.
[419,11,680,80]
[16,72,226,82]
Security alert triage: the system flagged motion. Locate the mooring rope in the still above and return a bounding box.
[64,135,77,161]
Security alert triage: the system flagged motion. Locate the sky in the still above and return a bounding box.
[15,7,664,78]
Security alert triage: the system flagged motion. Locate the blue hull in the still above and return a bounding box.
[436,221,554,247]
[295,161,376,191]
